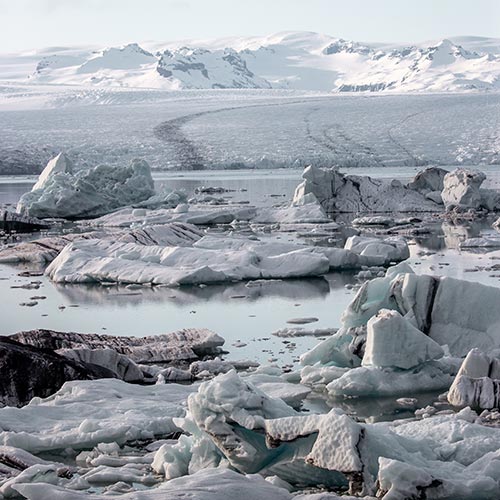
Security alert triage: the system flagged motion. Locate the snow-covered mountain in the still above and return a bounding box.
[3,32,500,92]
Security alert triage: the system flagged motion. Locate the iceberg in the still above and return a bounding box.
[44,232,410,288]
[300,264,500,397]
[292,165,441,213]
[13,468,295,500]
[0,223,202,264]
[11,328,225,365]
[16,155,186,219]
[45,238,331,286]
[448,349,500,409]
[0,378,195,453]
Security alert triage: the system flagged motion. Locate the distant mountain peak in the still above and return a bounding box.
[20,31,500,92]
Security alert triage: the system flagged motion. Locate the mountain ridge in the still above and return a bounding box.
[2,31,499,92]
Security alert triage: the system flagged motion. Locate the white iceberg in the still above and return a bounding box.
[17,158,156,219]
[45,237,331,286]
[300,263,500,397]
[146,371,500,498]
[448,348,500,409]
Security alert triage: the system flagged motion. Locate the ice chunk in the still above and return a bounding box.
[344,235,409,265]
[362,309,444,370]
[448,349,500,409]
[441,168,486,211]
[56,348,144,383]
[13,468,294,500]
[0,379,195,453]
[407,166,447,194]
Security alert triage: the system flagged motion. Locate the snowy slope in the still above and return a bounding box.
[1,32,500,92]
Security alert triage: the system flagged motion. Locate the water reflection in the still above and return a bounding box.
[53,276,334,307]
[306,390,448,423]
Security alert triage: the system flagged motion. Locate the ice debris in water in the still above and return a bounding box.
[300,262,500,397]
[148,370,500,499]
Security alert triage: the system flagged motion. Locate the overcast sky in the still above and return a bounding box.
[1,0,499,52]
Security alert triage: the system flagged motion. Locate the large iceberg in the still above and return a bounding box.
[45,238,331,285]
[293,165,500,215]
[300,264,500,397]
[44,233,409,286]
[292,165,441,213]
[16,155,186,219]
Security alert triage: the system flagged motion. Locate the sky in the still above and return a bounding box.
[0,0,499,52]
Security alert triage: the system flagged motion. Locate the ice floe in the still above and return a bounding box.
[0,378,195,454]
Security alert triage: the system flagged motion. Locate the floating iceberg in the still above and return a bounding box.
[45,232,410,287]
[16,155,187,219]
[11,328,225,365]
[45,238,331,285]
[292,165,442,213]
[147,371,500,498]
[300,264,500,397]
[448,349,500,409]
[293,165,499,215]
[0,223,203,264]
[92,205,257,227]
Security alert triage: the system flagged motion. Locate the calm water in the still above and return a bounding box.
[2,168,500,420]
[2,169,500,364]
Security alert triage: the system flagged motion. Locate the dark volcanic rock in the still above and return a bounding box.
[0,210,50,233]
[10,328,225,364]
[0,337,115,407]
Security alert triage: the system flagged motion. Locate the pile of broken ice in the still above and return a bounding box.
[294,164,500,214]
